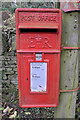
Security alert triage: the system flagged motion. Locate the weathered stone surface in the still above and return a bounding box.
[2,74,8,80]
[2,10,10,21]
[2,24,17,86]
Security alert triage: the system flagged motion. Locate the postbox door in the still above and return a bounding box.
[18,52,60,107]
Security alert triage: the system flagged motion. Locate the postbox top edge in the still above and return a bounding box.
[15,8,62,13]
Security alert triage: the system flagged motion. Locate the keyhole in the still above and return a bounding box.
[26,78,28,80]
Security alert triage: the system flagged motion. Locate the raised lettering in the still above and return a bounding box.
[28,37,35,48]
[42,37,52,48]
[19,14,57,22]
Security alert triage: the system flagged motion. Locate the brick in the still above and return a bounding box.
[4,57,11,60]
[10,65,17,67]
[0,73,2,79]
[0,56,4,60]
[4,61,9,65]
[6,68,13,71]
[13,67,17,72]
[5,71,14,75]
[11,78,18,85]
[0,60,2,65]
[11,56,17,61]
[0,84,2,89]
[14,71,18,75]
[8,75,15,79]
[8,74,18,85]
[2,75,7,80]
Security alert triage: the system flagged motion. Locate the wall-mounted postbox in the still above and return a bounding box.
[15,8,62,108]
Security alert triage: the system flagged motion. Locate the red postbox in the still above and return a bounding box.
[15,8,62,108]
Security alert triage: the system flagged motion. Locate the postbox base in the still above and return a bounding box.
[19,104,58,108]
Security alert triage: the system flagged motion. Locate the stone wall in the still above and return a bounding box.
[2,1,56,88]
[2,27,17,86]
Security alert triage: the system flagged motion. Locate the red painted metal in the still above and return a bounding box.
[62,46,80,50]
[60,86,79,93]
[17,49,61,53]
[15,8,62,108]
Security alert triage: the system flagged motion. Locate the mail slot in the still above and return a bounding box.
[15,8,62,108]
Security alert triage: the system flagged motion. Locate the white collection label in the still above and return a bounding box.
[36,53,42,61]
[30,62,47,92]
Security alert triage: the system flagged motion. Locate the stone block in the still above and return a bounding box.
[2,75,7,80]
